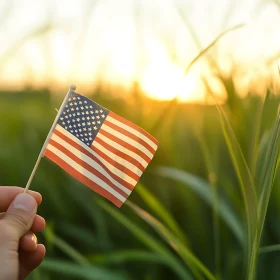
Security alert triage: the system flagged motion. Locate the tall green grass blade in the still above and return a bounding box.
[248,106,280,280]
[67,185,112,250]
[136,183,188,244]
[57,222,97,249]
[255,132,271,193]
[184,23,246,74]
[41,258,128,280]
[155,166,245,246]
[250,91,271,178]
[215,98,258,218]
[195,131,221,279]
[88,250,166,264]
[259,245,280,254]
[258,107,280,212]
[125,201,216,280]
[98,200,193,280]
[210,94,258,276]
[44,226,90,266]
[44,222,55,255]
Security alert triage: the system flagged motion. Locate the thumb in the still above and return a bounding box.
[2,193,37,239]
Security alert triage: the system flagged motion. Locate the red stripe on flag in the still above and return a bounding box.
[90,145,140,182]
[98,129,151,164]
[45,149,123,207]
[104,119,156,154]
[48,138,129,199]
[94,136,146,172]
[53,129,135,191]
[109,112,159,146]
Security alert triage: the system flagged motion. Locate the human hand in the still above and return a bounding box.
[0,187,46,280]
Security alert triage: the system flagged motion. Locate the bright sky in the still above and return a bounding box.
[0,0,280,102]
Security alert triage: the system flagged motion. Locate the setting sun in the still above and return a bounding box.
[141,62,199,101]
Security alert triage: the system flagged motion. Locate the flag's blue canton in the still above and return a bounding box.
[58,92,110,147]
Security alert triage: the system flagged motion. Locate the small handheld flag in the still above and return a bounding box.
[24,85,158,207]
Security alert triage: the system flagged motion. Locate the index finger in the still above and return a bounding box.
[0,187,42,211]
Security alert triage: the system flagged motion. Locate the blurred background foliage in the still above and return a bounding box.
[1,0,280,279]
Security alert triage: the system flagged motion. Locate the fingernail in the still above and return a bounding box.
[26,233,38,245]
[13,193,36,212]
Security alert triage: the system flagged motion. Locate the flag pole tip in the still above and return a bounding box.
[70,84,76,91]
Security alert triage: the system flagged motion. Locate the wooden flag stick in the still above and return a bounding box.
[24,84,77,193]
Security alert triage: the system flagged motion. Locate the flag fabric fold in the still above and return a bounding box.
[44,91,158,207]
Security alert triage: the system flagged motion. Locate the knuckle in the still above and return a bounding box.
[5,210,32,230]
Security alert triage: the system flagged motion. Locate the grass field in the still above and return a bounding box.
[1,83,280,280]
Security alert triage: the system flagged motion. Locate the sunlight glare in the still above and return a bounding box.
[141,63,200,101]
[140,39,200,101]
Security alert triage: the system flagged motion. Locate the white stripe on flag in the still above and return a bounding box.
[96,133,148,168]
[50,132,132,195]
[92,140,143,177]
[47,144,126,202]
[101,124,154,159]
[106,115,158,150]
[55,125,137,186]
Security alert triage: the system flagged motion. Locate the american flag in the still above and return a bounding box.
[44,91,158,207]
